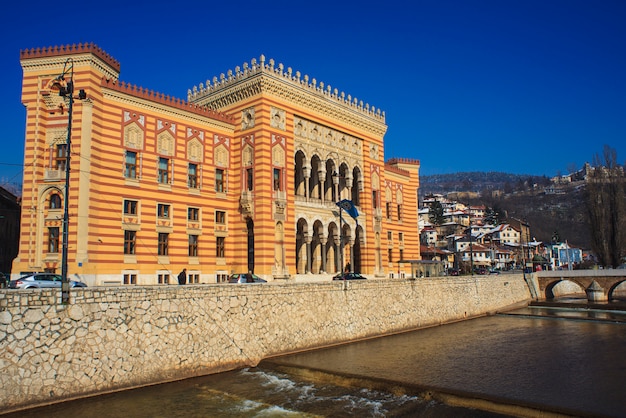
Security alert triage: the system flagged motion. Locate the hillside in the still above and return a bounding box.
[420,172,590,249]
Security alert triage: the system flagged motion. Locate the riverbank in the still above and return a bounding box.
[1,275,531,414]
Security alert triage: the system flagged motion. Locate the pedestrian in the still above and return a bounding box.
[177,268,187,285]
[245,271,254,283]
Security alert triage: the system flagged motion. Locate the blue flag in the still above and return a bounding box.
[337,199,359,219]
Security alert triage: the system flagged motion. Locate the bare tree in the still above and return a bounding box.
[584,145,626,267]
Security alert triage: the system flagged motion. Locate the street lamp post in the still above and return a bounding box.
[49,58,86,304]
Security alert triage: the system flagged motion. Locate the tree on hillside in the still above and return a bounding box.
[584,145,626,267]
[484,204,505,226]
[429,200,445,226]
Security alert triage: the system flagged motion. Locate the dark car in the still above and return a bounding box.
[447,268,459,276]
[8,273,87,289]
[475,268,488,275]
[332,273,367,280]
[228,273,267,284]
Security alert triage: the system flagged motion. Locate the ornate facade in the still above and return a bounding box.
[14,43,420,284]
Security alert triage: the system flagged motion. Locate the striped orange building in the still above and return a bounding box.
[14,43,420,285]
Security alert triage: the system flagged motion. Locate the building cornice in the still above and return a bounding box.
[188,55,387,138]
[102,81,235,133]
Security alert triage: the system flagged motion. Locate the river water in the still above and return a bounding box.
[5,301,626,418]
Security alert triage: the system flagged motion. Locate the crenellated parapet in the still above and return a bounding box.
[387,157,421,166]
[101,78,236,124]
[187,55,387,135]
[20,42,121,73]
[384,164,411,177]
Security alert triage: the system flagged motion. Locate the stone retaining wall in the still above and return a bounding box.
[0,275,531,413]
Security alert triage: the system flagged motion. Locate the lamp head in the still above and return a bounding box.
[49,77,73,97]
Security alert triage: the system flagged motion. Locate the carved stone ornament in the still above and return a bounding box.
[242,107,255,130]
[188,139,203,162]
[270,106,286,131]
[124,123,144,150]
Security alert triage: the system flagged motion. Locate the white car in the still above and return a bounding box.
[8,273,87,289]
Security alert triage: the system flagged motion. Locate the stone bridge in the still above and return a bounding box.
[532,270,626,302]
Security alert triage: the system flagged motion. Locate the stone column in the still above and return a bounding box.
[346,175,353,202]
[318,168,326,204]
[334,235,341,273]
[303,165,311,202]
[305,236,312,273]
[320,236,327,273]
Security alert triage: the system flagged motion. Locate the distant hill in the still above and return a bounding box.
[419,172,552,196]
[420,172,590,249]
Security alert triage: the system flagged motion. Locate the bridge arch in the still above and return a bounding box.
[544,279,585,299]
[607,279,626,301]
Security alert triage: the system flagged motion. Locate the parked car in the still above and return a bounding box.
[489,269,500,275]
[447,268,459,276]
[228,273,267,284]
[8,273,87,289]
[332,273,367,280]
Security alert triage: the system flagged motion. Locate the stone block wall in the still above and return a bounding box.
[0,275,531,413]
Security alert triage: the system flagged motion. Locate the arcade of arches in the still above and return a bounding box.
[293,150,369,275]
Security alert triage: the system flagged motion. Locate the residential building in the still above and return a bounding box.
[0,186,20,277]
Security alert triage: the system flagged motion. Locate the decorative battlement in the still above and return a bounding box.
[385,158,420,177]
[20,43,121,72]
[387,157,421,166]
[188,55,386,122]
[101,78,235,124]
[384,164,411,177]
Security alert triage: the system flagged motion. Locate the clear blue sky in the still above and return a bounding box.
[1,0,624,189]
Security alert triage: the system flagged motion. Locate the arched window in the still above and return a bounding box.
[50,193,62,209]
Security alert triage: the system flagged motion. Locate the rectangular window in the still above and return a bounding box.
[188,163,198,188]
[215,168,224,192]
[55,144,67,171]
[158,157,169,184]
[158,233,169,255]
[123,199,138,215]
[216,273,228,283]
[158,274,169,284]
[188,207,199,221]
[215,210,226,224]
[399,232,404,243]
[372,190,379,209]
[399,249,404,260]
[189,235,198,257]
[123,274,136,285]
[397,204,402,220]
[188,273,199,284]
[124,230,136,255]
[386,202,391,219]
[273,168,282,191]
[125,151,137,179]
[387,231,392,241]
[247,168,254,191]
[48,227,60,253]
[388,248,393,263]
[157,203,170,218]
[216,236,225,258]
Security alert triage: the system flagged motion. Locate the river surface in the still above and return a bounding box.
[5,301,626,418]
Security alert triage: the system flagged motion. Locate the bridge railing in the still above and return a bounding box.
[536,269,626,279]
